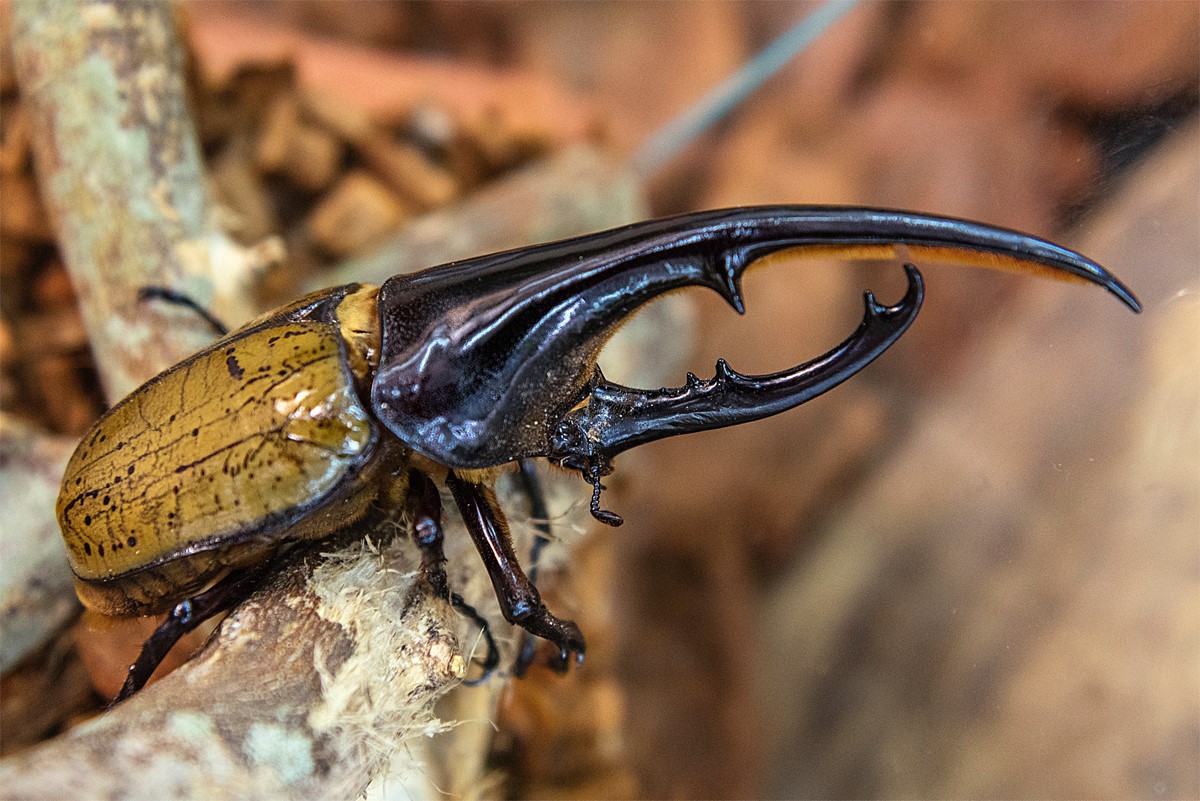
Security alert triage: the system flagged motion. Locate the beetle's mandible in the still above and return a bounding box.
[55,206,1140,701]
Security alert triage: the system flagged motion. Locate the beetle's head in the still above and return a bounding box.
[371,206,1138,523]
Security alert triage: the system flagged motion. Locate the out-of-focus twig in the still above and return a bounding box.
[630,0,859,178]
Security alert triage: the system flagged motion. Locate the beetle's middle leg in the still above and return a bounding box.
[114,562,268,703]
[446,472,586,671]
[405,469,498,683]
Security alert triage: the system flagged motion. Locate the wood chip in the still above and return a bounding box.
[0,102,31,175]
[0,174,52,242]
[282,122,343,192]
[460,107,550,176]
[254,90,300,174]
[298,86,374,146]
[0,321,15,370]
[209,136,280,244]
[31,262,75,309]
[357,136,459,211]
[307,170,408,256]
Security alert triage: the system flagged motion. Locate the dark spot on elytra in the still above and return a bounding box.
[226,353,245,380]
[98,544,105,556]
[127,536,137,547]
[116,441,125,450]
[113,476,122,484]
[268,336,280,345]
[169,414,177,423]
[191,428,199,437]
[277,369,288,376]
[83,543,92,555]
[84,515,92,525]
[102,495,110,505]
[167,512,175,520]
[127,465,135,475]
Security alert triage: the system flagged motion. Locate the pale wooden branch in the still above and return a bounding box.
[0,415,78,674]
[10,0,271,401]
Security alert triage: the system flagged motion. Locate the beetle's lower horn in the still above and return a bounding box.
[549,263,924,483]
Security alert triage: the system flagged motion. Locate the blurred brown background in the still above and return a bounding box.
[2,1,1197,799]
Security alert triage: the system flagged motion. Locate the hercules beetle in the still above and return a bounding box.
[55,206,1139,701]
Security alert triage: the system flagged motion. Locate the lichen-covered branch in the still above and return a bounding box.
[10,0,272,401]
[0,416,79,674]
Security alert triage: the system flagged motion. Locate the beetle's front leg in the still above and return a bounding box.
[405,469,499,683]
[405,469,451,599]
[114,562,269,703]
[445,472,585,671]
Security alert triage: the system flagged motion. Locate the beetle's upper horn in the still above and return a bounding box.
[371,206,1139,470]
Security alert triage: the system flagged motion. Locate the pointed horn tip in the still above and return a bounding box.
[903,263,926,309]
[862,263,925,317]
[725,285,747,315]
[714,358,737,380]
[1111,280,1142,314]
[1075,254,1140,313]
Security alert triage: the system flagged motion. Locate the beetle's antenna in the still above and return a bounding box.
[138,286,230,337]
[630,0,859,178]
